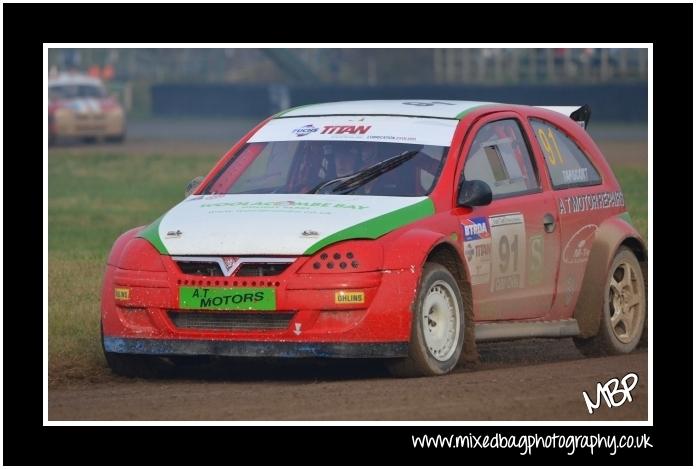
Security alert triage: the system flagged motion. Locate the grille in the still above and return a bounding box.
[177,261,223,276]
[168,311,294,330]
[236,263,291,277]
[175,260,292,277]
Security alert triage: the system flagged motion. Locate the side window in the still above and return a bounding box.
[463,119,539,198]
[529,118,602,189]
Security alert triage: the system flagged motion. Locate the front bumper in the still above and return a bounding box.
[101,257,421,353]
[103,337,408,358]
[51,111,125,138]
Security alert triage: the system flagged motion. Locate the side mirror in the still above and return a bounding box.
[457,180,492,207]
[185,176,204,197]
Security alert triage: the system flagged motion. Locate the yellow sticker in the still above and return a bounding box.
[335,291,365,304]
[115,288,130,300]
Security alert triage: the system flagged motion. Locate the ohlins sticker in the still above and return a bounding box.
[335,291,365,304]
[558,191,624,215]
[114,288,130,300]
[179,287,276,310]
[562,224,597,264]
[489,213,526,292]
[461,217,491,286]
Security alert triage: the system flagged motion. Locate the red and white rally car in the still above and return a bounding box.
[48,74,126,144]
[101,100,647,377]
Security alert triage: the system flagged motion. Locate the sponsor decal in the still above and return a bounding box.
[562,224,597,264]
[321,125,371,135]
[114,288,130,300]
[166,230,182,238]
[462,217,490,241]
[179,287,276,311]
[292,124,319,137]
[562,167,589,183]
[187,195,205,202]
[527,235,544,286]
[335,291,365,304]
[461,217,491,286]
[558,191,624,215]
[249,115,458,146]
[201,200,369,210]
[301,230,319,237]
[564,276,577,306]
[489,213,526,292]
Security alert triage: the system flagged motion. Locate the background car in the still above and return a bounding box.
[48,73,126,145]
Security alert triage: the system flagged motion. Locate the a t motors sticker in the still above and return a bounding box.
[489,213,526,292]
[558,191,624,215]
[179,287,276,310]
[562,224,597,264]
[335,291,365,304]
[461,217,491,286]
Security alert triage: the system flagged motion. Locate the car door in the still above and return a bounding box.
[527,116,606,320]
[454,114,561,321]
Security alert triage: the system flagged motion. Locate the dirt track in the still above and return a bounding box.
[48,339,648,421]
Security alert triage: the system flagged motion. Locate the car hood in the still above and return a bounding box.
[138,193,435,256]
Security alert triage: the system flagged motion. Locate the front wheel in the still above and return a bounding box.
[574,247,646,357]
[387,262,465,377]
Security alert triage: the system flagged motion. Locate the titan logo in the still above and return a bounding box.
[321,125,371,135]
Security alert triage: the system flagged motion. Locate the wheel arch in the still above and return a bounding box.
[424,241,478,363]
[574,214,647,338]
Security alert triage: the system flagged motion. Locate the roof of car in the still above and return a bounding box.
[275,100,496,120]
[48,73,104,87]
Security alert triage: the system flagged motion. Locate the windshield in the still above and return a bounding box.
[49,84,107,100]
[203,141,449,197]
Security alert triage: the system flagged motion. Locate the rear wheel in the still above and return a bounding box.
[574,247,646,356]
[387,262,465,377]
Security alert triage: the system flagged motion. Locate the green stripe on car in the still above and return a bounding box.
[138,214,169,254]
[304,198,435,254]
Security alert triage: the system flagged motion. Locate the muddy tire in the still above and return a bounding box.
[387,262,465,377]
[574,247,646,357]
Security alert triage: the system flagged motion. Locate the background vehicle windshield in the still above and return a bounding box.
[49,84,107,100]
[203,141,449,197]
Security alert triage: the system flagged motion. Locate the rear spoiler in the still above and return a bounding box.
[535,104,592,129]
